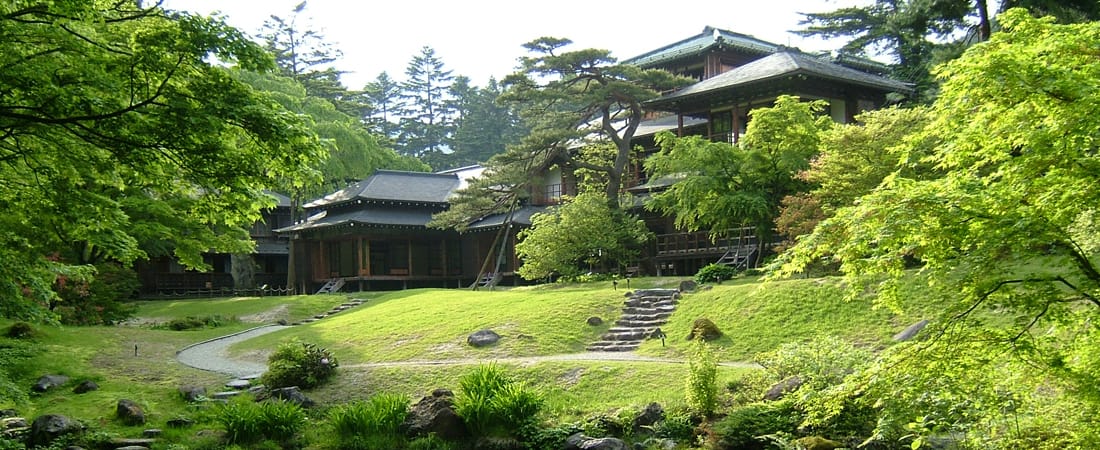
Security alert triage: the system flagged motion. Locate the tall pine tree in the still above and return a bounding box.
[398,46,454,166]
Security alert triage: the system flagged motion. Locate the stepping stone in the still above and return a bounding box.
[211,391,242,399]
[111,438,156,446]
[225,379,251,389]
[313,314,327,319]
[239,373,263,380]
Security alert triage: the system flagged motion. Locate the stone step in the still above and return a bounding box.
[619,313,670,321]
[615,319,667,328]
[602,331,650,341]
[623,306,676,315]
[624,298,679,308]
[313,314,327,319]
[586,342,642,352]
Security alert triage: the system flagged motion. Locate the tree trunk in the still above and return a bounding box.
[976,0,992,41]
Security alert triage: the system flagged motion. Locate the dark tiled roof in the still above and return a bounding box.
[624,26,779,67]
[651,51,912,106]
[275,205,443,233]
[465,206,546,232]
[304,170,460,208]
[635,115,709,138]
[262,190,292,208]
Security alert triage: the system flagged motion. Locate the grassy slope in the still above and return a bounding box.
[228,282,662,363]
[635,277,932,360]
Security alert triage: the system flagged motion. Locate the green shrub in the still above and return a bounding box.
[216,397,306,445]
[329,393,409,445]
[754,336,871,391]
[5,322,35,339]
[163,315,235,331]
[687,317,723,341]
[652,408,696,442]
[261,338,339,389]
[54,262,139,325]
[695,263,737,284]
[707,401,802,450]
[455,363,544,438]
[686,338,719,418]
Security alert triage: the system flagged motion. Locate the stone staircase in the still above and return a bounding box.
[290,298,366,325]
[586,289,680,352]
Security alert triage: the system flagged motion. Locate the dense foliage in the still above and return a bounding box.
[645,96,831,248]
[774,9,1100,446]
[0,1,324,321]
[515,192,652,280]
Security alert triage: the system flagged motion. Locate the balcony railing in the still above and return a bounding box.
[655,228,756,257]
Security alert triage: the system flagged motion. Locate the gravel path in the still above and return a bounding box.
[176,326,758,376]
[176,325,291,378]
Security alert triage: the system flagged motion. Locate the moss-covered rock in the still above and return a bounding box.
[795,436,844,450]
[686,318,722,341]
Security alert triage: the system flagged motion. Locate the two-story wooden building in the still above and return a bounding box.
[620,26,912,276]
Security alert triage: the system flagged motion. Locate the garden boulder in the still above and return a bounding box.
[32,374,69,392]
[566,433,629,450]
[28,414,83,448]
[893,319,929,341]
[467,329,501,347]
[402,389,468,441]
[116,399,145,425]
[72,380,99,394]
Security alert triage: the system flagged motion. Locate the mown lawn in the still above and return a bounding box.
[228,286,627,363]
[634,276,932,360]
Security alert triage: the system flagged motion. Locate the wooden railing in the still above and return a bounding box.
[655,228,756,257]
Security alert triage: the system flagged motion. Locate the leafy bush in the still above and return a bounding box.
[5,322,35,339]
[652,408,696,442]
[54,262,139,325]
[329,393,409,447]
[261,338,339,389]
[455,363,544,438]
[162,315,235,331]
[686,338,719,418]
[695,263,737,284]
[707,401,802,450]
[754,336,871,392]
[216,397,306,445]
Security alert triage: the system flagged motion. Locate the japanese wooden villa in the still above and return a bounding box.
[138,26,912,295]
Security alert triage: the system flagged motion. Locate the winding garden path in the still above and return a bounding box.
[175,325,757,377]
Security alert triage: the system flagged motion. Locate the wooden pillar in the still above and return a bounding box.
[677,114,684,137]
[407,238,413,275]
[356,237,363,276]
[364,240,371,276]
[732,103,741,144]
[441,239,448,278]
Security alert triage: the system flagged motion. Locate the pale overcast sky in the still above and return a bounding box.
[161,0,871,88]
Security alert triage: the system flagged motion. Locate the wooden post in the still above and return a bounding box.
[441,239,448,278]
[732,103,741,144]
[407,238,413,276]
